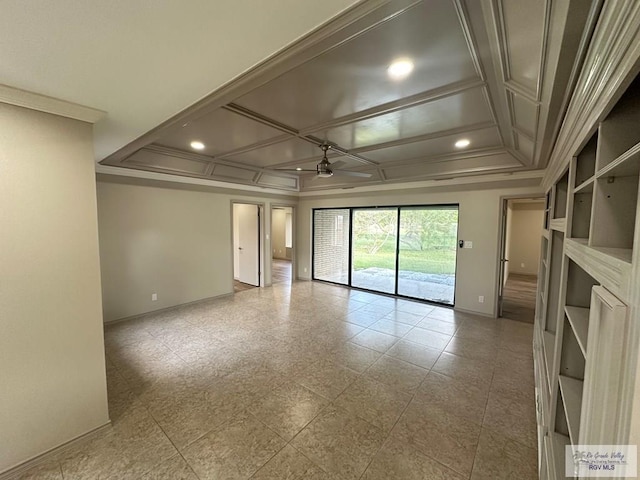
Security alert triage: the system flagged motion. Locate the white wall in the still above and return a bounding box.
[507,202,545,276]
[0,104,108,473]
[96,176,296,322]
[297,183,543,316]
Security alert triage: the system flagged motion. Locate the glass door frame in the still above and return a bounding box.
[311,204,460,307]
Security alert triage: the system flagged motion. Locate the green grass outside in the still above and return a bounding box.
[352,236,456,275]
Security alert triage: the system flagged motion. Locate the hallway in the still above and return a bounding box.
[501,274,537,324]
[271,259,292,284]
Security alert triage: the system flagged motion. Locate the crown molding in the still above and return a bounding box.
[298,169,544,197]
[95,164,296,197]
[0,84,105,123]
[542,0,640,189]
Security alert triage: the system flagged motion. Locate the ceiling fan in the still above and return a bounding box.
[277,144,372,179]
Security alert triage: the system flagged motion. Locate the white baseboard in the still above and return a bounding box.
[0,422,111,480]
[103,292,233,325]
[453,306,496,318]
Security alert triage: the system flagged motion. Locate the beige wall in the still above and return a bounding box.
[96,176,296,322]
[0,104,108,472]
[272,208,293,260]
[507,202,545,276]
[297,183,543,316]
[272,208,286,259]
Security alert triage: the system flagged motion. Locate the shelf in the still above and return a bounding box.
[550,218,566,232]
[564,306,589,356]
[597,140,640,178]
[574,176,594,193]
[570,189,593,239]
[554,171,569,219]
[597,75,640,170]
[542,229,550,240]
[551,432,571,478]
[591,246,633,263]
[575,133,598,186]
[590,175,639,250]
[564,238,632,299]
[559,375,584,444]
[545,230,565,334]
[543,331,555,391]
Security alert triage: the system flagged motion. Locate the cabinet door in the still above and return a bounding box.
[579,286,627,444]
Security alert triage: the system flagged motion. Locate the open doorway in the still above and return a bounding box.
[271,206,293,285]
[233,203,260,292]
[497,197,545,323]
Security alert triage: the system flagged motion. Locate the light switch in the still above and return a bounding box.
[464,241,473,248]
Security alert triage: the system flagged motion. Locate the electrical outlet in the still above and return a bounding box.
[478,295,484,303]
[521,263,525,268]
[304,267,308,273]
[151,293,158,301]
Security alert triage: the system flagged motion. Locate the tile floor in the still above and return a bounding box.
[17,281,538,480]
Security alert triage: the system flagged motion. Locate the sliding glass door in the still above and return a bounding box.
[313,209,350,285]
[351,208,398,294]
[313,205,458,305]
[397,206,458,304]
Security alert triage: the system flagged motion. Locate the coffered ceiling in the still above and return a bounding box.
[99,0,597,192]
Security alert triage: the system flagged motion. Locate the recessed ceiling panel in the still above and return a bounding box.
[511,92,538,137]
[502,0,545,95]
[515,131,534,160]
[154,108,285,156]
[359,127,502,164]
[323,88,493,149]
[257,174,298,189]
[382,152,520,179]
[212,164,257,181]
[235,0,479,128]
[126,149,209,175]
[223,137,320,167]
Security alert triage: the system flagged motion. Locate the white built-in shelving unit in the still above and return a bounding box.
[534,3,640,478]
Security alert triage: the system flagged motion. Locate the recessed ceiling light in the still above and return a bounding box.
[455,139,471,149]
[190,141,205,150]
[387,58,414,80]
[296,167,302,171]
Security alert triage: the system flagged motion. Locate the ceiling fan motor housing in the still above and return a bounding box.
[317,163,333,177]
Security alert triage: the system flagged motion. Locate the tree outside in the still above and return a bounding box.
[351,208,458,275]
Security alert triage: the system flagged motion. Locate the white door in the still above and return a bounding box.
[233,204,260,286]
[497,199,509,316]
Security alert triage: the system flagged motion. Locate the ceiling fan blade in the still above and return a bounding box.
[275,168,316,172]
[331,170,372,178]
[329,160,346,169]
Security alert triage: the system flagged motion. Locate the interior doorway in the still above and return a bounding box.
[497,197,545,323]
[233,203,260,292]
[271,206,293,285]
